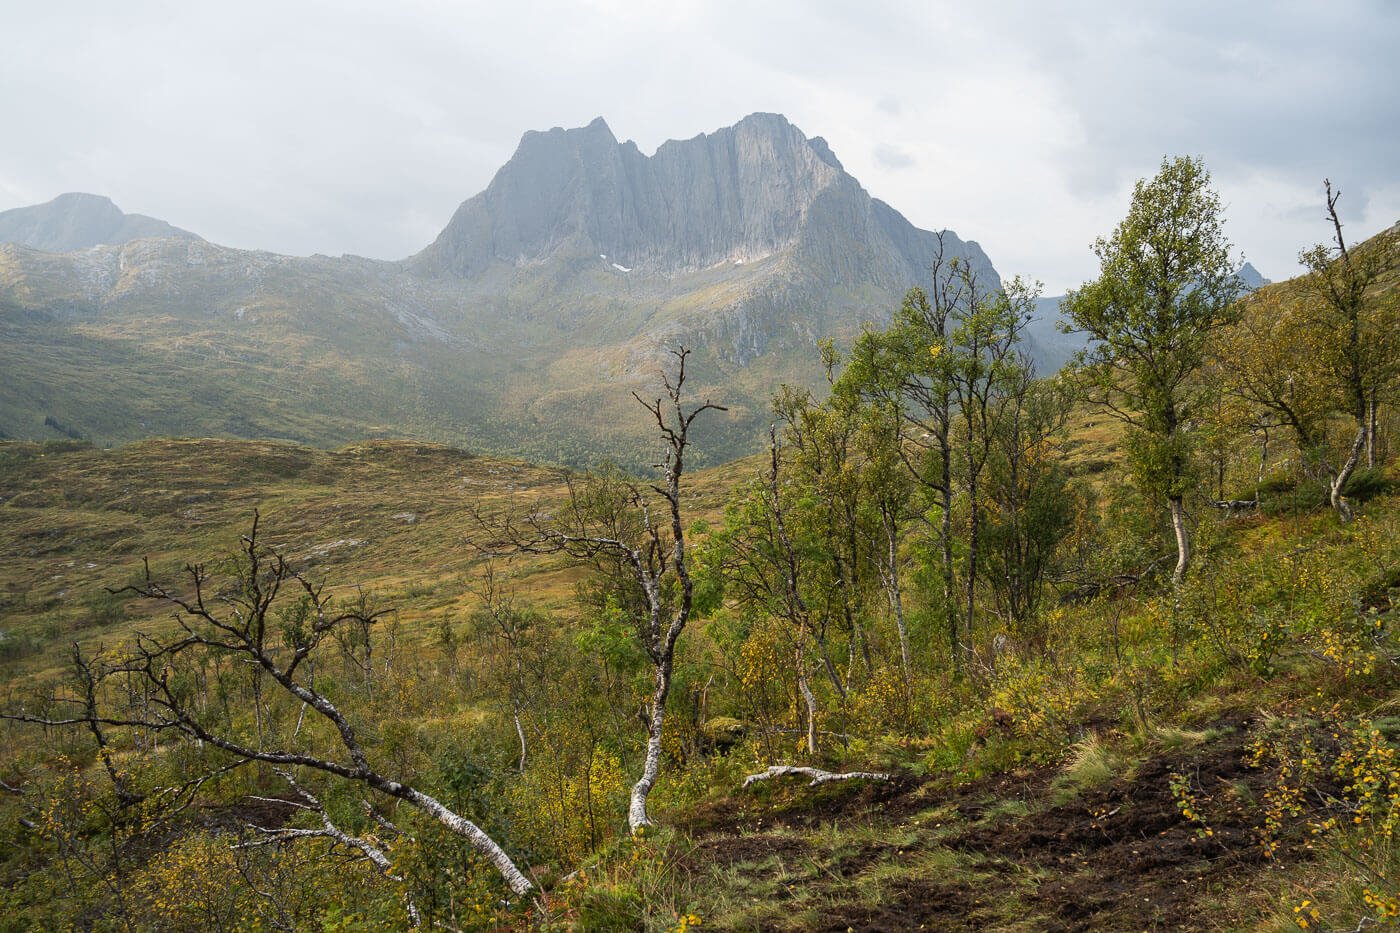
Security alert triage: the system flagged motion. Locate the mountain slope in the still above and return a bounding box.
[0,115,996,466]
[0,193,200,252]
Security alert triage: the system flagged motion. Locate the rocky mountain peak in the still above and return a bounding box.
[0,192,200,252]
[1235,261,1270,291]
[410,112,907,278]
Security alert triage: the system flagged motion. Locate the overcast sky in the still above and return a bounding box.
[2,0,1397,293]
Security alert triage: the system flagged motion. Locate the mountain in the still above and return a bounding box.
[1024,295,1084,374]
[408,113,997,369]
[0,114,997,467]
[0,193,200,252]
[1235,261,1270,291]
[413,114,978,291]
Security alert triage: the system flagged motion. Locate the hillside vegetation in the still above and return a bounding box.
[2,165,1399,931]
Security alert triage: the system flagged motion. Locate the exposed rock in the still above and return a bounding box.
[1235,261,1270,291]
[411,112,996,291]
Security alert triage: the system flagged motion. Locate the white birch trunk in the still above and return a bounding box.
[884,526,911,684]
[513,707,527,774]
[628,663,671,833]
[1169,496,1190,585]
[1330,423,1368,522]
[797,658,818,756]
[398,786,534,897]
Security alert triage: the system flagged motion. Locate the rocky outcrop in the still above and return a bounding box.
[1235,262,1270,291]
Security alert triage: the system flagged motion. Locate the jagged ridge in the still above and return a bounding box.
[0,115,1001,465]
[412,112,995,291]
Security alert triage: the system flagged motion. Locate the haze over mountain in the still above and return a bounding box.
[0,113,998,465]
[0,193,200,252]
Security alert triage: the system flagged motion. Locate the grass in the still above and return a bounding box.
[0,435,756,686]
[4,435,1400,929]
[1060,733,1121,789]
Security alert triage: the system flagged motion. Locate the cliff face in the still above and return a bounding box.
[413,112,995,290]
[0,193,200,253]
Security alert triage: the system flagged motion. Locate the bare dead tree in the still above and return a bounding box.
[2,513,536,898]
[478,347,724,833]
[741,765,892,788]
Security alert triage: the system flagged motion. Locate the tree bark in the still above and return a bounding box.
[742,765,892,788]
[397,785,534,897]
[882,508,912,685]
[628,660,671,833]
[1257,427,1269,488]
[513,705,527,774]
[1330,422,1367,522]
[1367,394,1378,468]
[796,647,818,756]
[1169,496,1190,585]
[964,475,980,656]
[940,481,958,667]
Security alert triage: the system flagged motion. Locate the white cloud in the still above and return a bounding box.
[0,0,1395,291]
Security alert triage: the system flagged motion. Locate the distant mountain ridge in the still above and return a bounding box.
[0,193,200,252]
[1235,261,1270,291]
[0,114,1000,466]
[412,113,980,295]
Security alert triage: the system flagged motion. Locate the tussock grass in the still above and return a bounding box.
[1062,733,1120,789]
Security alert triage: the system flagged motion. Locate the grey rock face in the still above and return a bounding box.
[1235,262,1270,291]
[0,193,200,253]
[412,112,996,291]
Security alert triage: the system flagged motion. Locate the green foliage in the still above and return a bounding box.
[1065,155,1240,579]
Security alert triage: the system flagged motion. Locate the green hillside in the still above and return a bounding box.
[1,430,1398,930]
[0,241,835,469]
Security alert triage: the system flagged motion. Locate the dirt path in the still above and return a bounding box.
[676,717,1304,931]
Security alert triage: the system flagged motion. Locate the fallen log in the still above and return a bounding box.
[742,765,893,789]
[1211,498,1259,512]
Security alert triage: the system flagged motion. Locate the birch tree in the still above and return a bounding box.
[840,244,959,662]
[3,515,537,901]
[1063,155,1240,584]
[1295,181,1400,519]
[485,347,724,833]
[946,274,1035,650]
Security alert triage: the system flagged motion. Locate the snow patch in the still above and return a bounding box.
[612,263,632,273]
